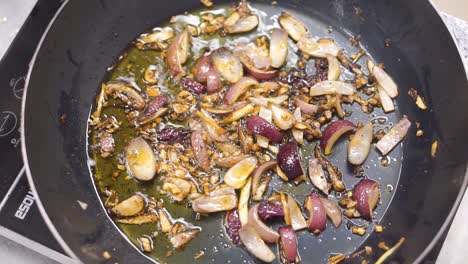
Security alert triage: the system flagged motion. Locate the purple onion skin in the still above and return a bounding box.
[139,95,168,120]
[353,179,380,220]
[258,201,284,221]
[194,54,211,83]
[278,226,298,263]
[156,126,191,143]
[181,77,206,94]
[277,141,303,180]
[225,209,242,245]
[246,116,283,143]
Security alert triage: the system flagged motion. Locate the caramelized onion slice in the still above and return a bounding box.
[104,81,145,111]
[309,81,355,96]
[112,194,145,217]
[297,37,340,58]
[278,12,308,42]
[126,137,157,181]
[348,123,374,165]
[248,204,280,243]
[192,186,238,213]
[224,77,258,104]
[212,47,243,83]
[304,194,327,234]
[368,59,398,98]
[239,224,276,263]
[167,30,190,78]
[225,15,259,34]
[269,28,289,68]
[224,156,258,189]
[376,116,411,155]
[308,158,329,195]
[287,194,307,231]
[271,104,295,130]
[319,197,342,227]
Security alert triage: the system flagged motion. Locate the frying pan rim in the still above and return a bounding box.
[20,0,468,263]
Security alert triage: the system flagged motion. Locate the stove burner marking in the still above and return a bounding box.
[11,76,25,99]
[15,190,35,220]
[0,111,17,137]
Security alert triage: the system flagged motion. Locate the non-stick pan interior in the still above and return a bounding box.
[22,0,468,263]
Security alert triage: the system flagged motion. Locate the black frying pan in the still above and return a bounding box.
[21,0,468,263]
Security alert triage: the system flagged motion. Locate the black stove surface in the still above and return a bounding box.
[0,0,448,263]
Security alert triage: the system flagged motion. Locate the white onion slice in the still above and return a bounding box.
[297,37,340,58]
[367,59,398,98]
[271,104,295,130]
[238,178,252,226]
[327,55,341,81]
[278,12,308,42]
[378,85,395,113]
[248,95,288,107]
[239,224,276,263]
[348,124,374,165]
[224,156,258,189]
[309,81,355,96]
[248,204,280,243]
[126,137,157,181]
[269,28,288,68]
[287,194,307,231]
[376,116,411,155]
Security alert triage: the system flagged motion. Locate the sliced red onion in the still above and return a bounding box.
[353,179,380,220]
[270,28,288,68]
[319,197,342,227]
[292,108,304,144]
[225,209,242,245]
[193,54,211,83]
[192,186,238,213]
[287,194,307,231]
[225,15,259,34]
[248,95,288,107]
[181,77,206,94]
[348,123,374,165]
[206,66,222,94]
[294,98,319,115]
[279,226,298,264]
[212,48,243,83]
[240,55,278,80]
[248,204,280,243]
[271,104,295,130]
[191,130,210,171]
[308,158,329,195]
[257,201,284,221]
[297,37,340,58]
[138,95,169,124]
[246,116,283,143]
[368,59,398,98]
[277,141,303,180]
[214,154,252,168]
[309,81,355,96]
[320,120,356,155]
[224,77,258,104]
[304,194,327,234]
[156,126,191,143]
[167,30,190,77]
[126,137,157,181]
[251,160,277,194]
[239,224,276,263]
[376,116,411,155]
[104,81,145,111]
[278,12,308,42]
